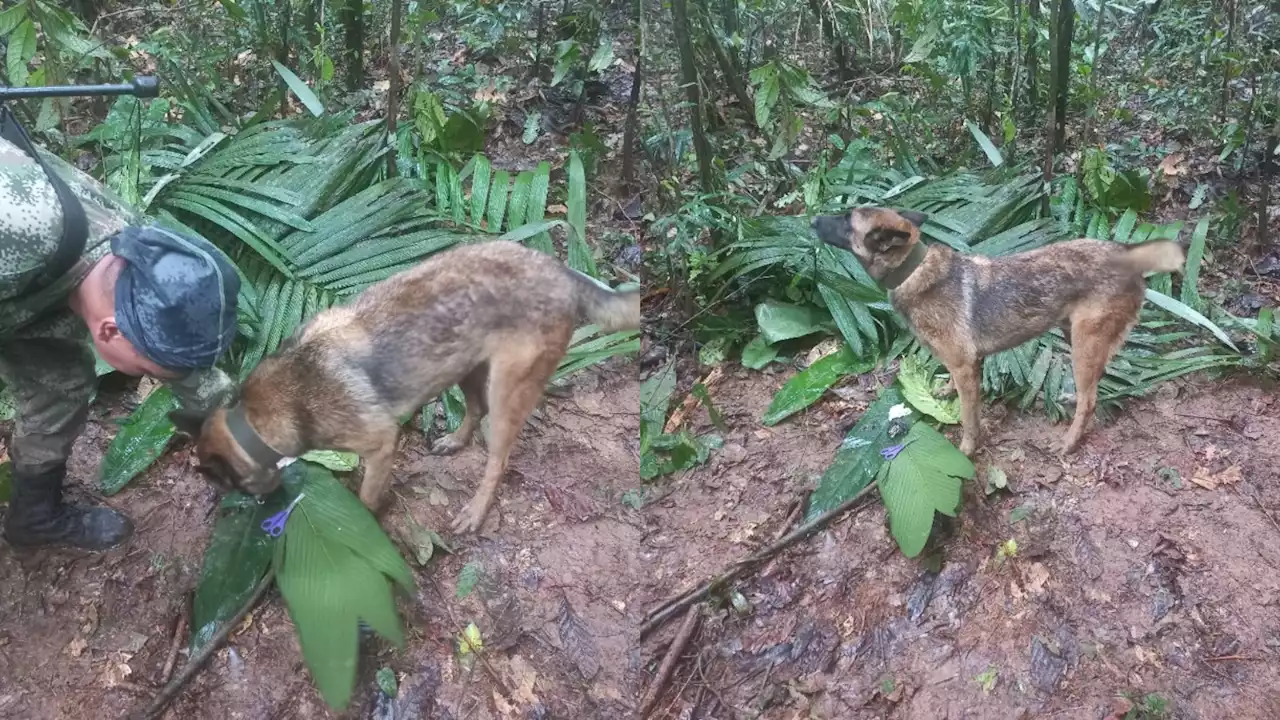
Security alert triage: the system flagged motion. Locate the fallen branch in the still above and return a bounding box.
[638,605,701,716]
[641,480,880,640]
[159,599,190,685]
[131,569,276,720]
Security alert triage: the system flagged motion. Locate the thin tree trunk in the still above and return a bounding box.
[1026,0,1041,122]
[723,0,742,75]
[696,2,753,115]
[1260,93,1278,253]
[277,0,292,118]
[304,0,320,58]
[1051,0,1074,154]
[620,0,644,189]
[533,0,546,79]
[386,0,404,177]
[342,0,365,91]
[1220,0,1236,124]
[1082,0,1107,145]
[671,0,717,196]
[806,0,853,81]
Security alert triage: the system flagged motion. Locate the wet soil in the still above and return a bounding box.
[638,367,1280,720]
[0,358,642,720]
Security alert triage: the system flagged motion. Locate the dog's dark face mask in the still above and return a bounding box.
[169,408,283,497]
[811,207,929,283]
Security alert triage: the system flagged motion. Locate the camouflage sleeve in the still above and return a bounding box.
[163,366,237,413]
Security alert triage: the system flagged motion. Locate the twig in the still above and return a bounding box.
[639,605,701,716]
[662,367,724,433]
[1204,655,1260,662]
[159,600,190,685]
[130,569,276,720]
[1234,486,1280,536]
[641,480,880,640]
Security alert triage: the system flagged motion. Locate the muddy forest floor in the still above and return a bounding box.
[638,366,1280,720]
[0,356,642,720]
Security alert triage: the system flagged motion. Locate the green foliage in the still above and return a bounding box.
[273,461,415,712]
[190,492,286,652]
[761,344,872,426]
[897,354,961,425]
[878,422,973,558]
[807,388,913,520]
[99,387,180,496]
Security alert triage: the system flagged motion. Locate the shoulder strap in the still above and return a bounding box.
[0,106,89,289]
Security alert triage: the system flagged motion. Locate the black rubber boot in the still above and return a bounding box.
[3,463,133,550]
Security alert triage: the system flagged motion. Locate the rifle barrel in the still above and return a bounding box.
[0,76,159,101]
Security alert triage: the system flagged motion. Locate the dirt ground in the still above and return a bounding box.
[638,366,1280,720]
[0,357,642,720]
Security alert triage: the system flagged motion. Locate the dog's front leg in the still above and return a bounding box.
[949,361,983,457]
[356,428,401,512]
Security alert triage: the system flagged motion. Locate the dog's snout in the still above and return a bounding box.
[811,215,850,247]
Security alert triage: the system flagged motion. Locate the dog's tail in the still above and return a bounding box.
[566,267,641,333]
[1121,240,1185,275]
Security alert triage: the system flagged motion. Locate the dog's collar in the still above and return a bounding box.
[880,241,929,291]
[225,403,291,471]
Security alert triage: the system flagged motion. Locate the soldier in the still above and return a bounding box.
[0,118,239,551]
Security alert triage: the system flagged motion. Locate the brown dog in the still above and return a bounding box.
[811,207,1185,457]
[169,240,640,533]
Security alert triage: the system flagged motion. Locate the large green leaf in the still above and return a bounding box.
[755,300,831,345]
[99,387,180,495]
[270,59,326,117]
[566,149,598,277]
[190,493,286,652]
[806,387,914,520]
[897,354,961,424]
[274,461,414,711]
[877,422,974,558]
[762,345,873,426]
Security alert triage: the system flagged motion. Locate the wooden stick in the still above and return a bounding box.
[131,569,276,720]
[639,605,701,716]
[641,480,880,640]
[663,367,724,433]
[159,602,190,685]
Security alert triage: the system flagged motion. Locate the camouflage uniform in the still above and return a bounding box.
[0,135,235,479]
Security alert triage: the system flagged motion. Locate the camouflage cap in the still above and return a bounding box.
[110,225,240,371]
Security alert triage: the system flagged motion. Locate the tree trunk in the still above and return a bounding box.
[696,1,753,115]
[1051,0,1074,154]
[1026,0,1040,118]
[386,0,404,177]
[621,0,644,189]
[342,0,365,91]
[277,0,292,118]
[1220,0,1236,124]
[532,0,546,79]
[806,0,853,81]
[1259,98,1278,253]
[1082,0,1107,145]
[671,0,717,197]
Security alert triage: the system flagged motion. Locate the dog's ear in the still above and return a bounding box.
[865,227,913,253]
[168,409,208,439]
[899,210,928,229]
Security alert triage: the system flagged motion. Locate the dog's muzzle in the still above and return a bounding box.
[811,215,851,248]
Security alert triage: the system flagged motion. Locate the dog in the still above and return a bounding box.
[811,207,1185,457]
[168,240,641,533]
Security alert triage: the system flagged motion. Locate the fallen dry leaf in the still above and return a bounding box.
[1158,152,1186,177]
[1026,562,1050,595]
[546,204,568,215]
[68,637,87,658]
[1189,464,1243,490]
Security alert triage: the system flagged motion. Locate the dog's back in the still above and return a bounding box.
[255,241,638,420]
[905,238,1184,357]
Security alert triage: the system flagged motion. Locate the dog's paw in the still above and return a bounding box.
[450,500,490,534]
[959,436,978,458]
[430,433,470,456]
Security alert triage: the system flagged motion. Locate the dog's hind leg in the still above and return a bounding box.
[451,331,571,534]
[1057,294,1141,455]
[431,362,490,456]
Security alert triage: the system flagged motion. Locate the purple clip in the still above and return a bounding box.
[261,493,305,537]
[880,443,907,461]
